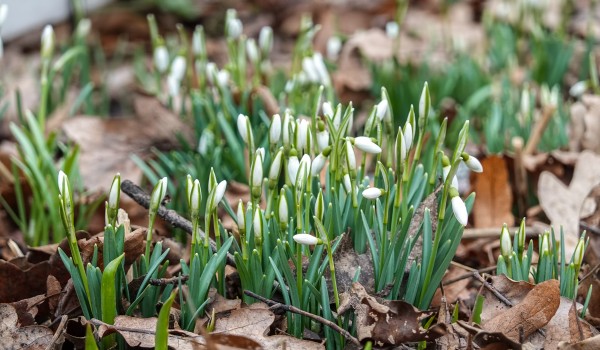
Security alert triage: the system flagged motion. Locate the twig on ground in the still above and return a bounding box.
[121,179,236,267]
[443,264,497,286]
[45,315,67,350]
[149,275,189,286]
[243,290,361,346]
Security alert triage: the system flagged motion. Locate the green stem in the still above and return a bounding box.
[38,61,50,126]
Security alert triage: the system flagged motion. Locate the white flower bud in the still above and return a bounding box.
[237,199,245,229]
[198,129,214,156]
[327,36,342,60]
[312,53,331,86]
[442,165,459,190]
[213,180,227,209]
[541,233,550,255]
[322,101,334,118]
[246,38,259,64]
[270,114,281,144]
[282,113,295,147]
[259,26,273,55]
[216,69,230,89]
[190,179,201,213]
[192,27,204,56]
[395,127,407,165]
[354,136,382,154]
[154,46,169,73]
[58,170,70,201]
[205,62,217,84]
[302,56,319,82]
[345,141,356,172]
[385,21,399,39]
[108,173,121,212]
[251,152,263,190]
[287,155,300,184]
[296,119,309,151]
[570,81,588,97]
[573,237,585,268]
[75,18,91,39]
[170,55,186,82]
[333,105,342,130]
[462,153,483,173]
[311,154,327,176]
[362,187,383,200]
[317,129,329,152]
[41,25,55,59]
[279,193,288,225]
[269,149,283,181]
[150,177,168,212]
[237,114,250,144]
[403,122,413,150]
[226,18,243,39]
[253,209,263,240]
[343,174,352,194]
[451,195,468,226]
[293,233,320,246]
[297,154,311,186]
[376,99,388,121]
[315,190,325,221]
[500,225,512,257]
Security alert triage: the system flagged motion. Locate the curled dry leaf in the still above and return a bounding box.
[483,279,560,342]
[472,156,514,228]
[558,333,600,350]
[538,150,600,259]
[338,282,447,346]
[0,304,54,350]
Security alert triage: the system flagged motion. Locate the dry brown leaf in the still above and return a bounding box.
[0,259,51,303]
[472,156,514,228]
[0,304,54,350]
[483,279,560,342]
[338,282,446,346]
[538,150,600,259]
[558,333,600,350]
[213,305,324,350]
[61,95,194,192]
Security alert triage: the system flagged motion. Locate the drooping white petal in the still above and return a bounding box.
[362,187,383,200]
[451,196,468,226]
[293,233,319,245]
[354,136,382,154]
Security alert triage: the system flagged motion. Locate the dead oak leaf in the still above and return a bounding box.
[0,304,53,350]
[483,279,560,342]
[538,150,600,260]
[338,282,446,346]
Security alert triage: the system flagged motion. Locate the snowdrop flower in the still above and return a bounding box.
[302,56,319,83]
[41,25,55,59]
[376,99,388,121]
[270,114,281,144]
[322,101,334,118]
[226,18,243,39]
[216,69,230,89]
[573,237,585,269]
[282,111,295,147]
[500,224,512,258]
[75,18,91,39]
[317,129,329,152]
[170,56,186,81]
[198,129,214,156]
[442,165,459,190]
[153,45,169,73]
[296,119,310,151]
[419,82,430,125]
[213,181,227,209]
[293,233,321,246]
[250,151,263,194]
[192,26,205,56]
[287,152,300,184]
[461,153,483,173]
[403,122,413,150]
[311,153,327,176]
[345,141,356,173]
[395,127,407,166]
[256,147,265,162]
[259,26,273,56]
[246,38,259,64]
[540,232,550,255]
[333,105,342,131]
[150,177,168,213]
[58,170,71,202]
[327,36,342,60]
[167,74,180,97]
[450,191,468,226]
[362,187,384,200]
[278,191,288,227]
[237,114,252,145]
[570,81,588,98]
[205,62,217,84]
[385,21,399,39]
[343,174,352,194]
[253,209,263,243]
[237,199,246,232]
[269,148,283,185]
[353,136,381,154]
[297,154,311,186]
[189,179,201,214]
[108,173,121,213]
[312,53,331,86]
